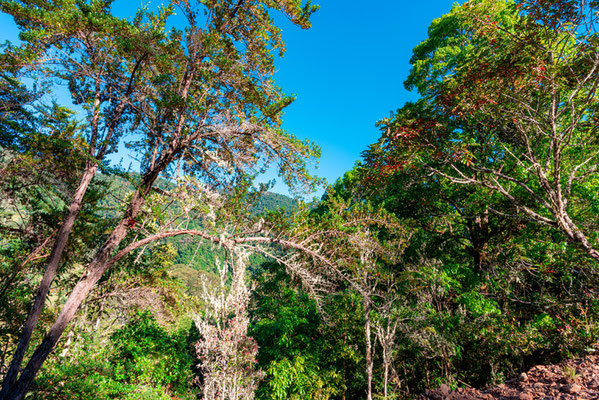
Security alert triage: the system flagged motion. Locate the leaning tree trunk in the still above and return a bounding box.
[2,197,141,400]
[0,91,130,398]
[0,151,172,400]
[0,162,97,398]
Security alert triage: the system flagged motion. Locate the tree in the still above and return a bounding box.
[0,74,106,385]
[373,280,404,400]
[377,0,599,261]
[311,185,410,400]
[249,262,343,400]
[0,2,168,395]
[0,0,320,398]
[194,249,263,400]
[348,1,599,393]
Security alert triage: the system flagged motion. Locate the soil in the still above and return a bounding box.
[418,353,599,399]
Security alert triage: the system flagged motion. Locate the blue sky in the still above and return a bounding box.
[269,0,456,195]
[114,0,459,196]
[0,0,456,196]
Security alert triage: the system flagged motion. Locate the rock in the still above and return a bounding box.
[566,383,582,394]
[520,372,528,381]
[439,383,451,396]
[519,393,533,400]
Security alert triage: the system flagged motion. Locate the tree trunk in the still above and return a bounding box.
[1,149,175,400]
[0,162,97,398]
[364,294,373,400]
[383,346,389,400]
[377,318,394,400]
[2,213,135,400]
[562,214,599,261]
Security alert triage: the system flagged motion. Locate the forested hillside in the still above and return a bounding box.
[2,0,599,400]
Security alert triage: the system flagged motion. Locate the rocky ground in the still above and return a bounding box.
[419,353,599,399]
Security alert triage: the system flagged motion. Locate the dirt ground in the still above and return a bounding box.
[418,353,599,399]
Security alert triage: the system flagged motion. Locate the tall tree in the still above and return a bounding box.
[0,2,165,394]
[0,0,320,398]
[310,187,409,400]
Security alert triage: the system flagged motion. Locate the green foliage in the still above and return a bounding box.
[110,312,194,392]
[355,2,599,394]
[376,0,599,257]
[250,262,352,400]
[352,147,599,391]
[252,192,298,215]
[31,313,197,400]
[5,0,599,399]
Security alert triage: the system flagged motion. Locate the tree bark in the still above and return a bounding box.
[364,294,373,400]
[383,354,389,400]
[2,200,139,400]
[1,148,175,400]
[0,162,97,399]
[558,213,599,261]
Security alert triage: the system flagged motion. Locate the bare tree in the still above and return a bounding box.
[194,249,264,400]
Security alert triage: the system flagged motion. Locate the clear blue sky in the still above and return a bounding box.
[270,0,456,195]
[0,0,457,196]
